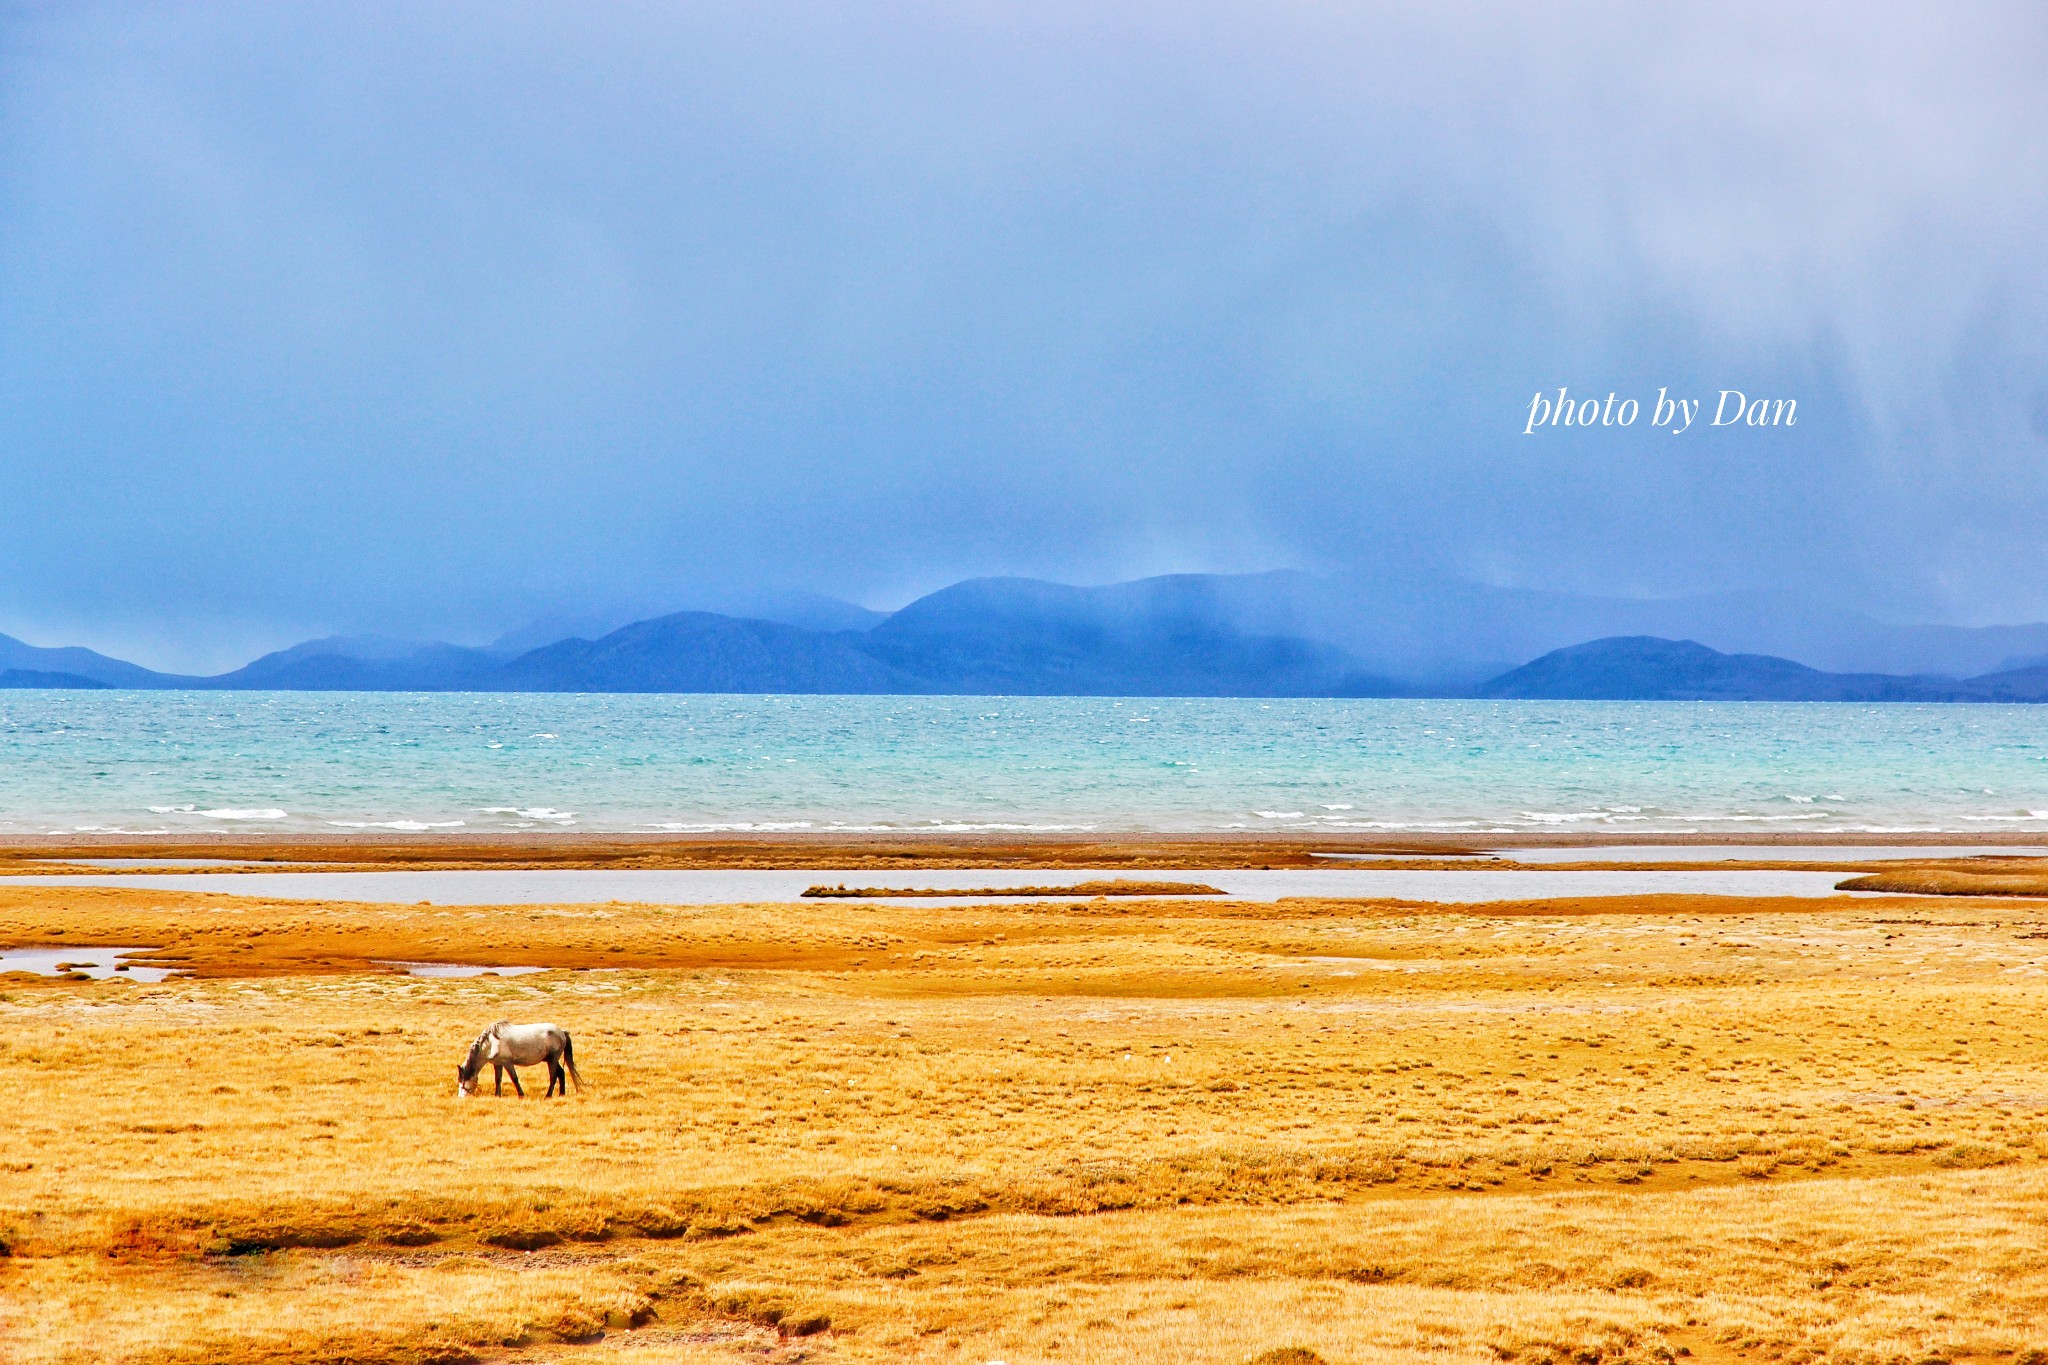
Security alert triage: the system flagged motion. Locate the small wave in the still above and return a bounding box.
[636,818,1114,835]
[1320,803,1356,811]
[148,803,289,821]
[478,807,577,822]
[326,819,467,831]
[1253,810,1306,819]
[1296,818,1494,830]
[639,820,817,833]
[1673,811,1832,823]
[1520,810,1651,824]
[1316,822,1527,834]
[912,820,1102,833]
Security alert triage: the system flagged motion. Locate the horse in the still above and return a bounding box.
[456,1020,584,1098]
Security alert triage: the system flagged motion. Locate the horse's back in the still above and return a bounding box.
[493,1021,568,1063]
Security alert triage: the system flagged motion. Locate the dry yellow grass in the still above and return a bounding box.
[5,881,2048,1364]
[0,832,1474,873]
[1836,864,2048,897]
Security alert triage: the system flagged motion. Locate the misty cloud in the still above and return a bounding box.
[1,1,2043,669]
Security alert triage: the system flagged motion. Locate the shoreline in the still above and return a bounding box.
[2,828,2046,872]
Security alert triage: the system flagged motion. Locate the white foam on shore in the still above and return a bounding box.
[145,805,290,821]
[327,820,467,831]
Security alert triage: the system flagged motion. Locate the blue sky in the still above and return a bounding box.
[3,2,2045,670]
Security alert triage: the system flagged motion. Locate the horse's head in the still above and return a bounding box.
[454,1029,495,1097]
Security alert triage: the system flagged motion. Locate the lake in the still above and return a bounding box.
[0,691,2043,836]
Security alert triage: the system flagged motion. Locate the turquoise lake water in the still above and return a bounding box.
[0,691,2044,836]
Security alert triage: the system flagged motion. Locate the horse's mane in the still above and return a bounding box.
[459,1022,509,1077]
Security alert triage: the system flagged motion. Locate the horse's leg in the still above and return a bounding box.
[493,1063,504,1096]
[548,1057,564,1097]
[509,1065,525,1098]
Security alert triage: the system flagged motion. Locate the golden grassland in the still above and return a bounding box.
[5,881,2048,1364]
[1836,867,2048,897]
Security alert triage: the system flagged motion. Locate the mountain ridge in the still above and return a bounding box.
[0,667,111,689]
[1480,636,2048,703]
[6,574,2048,701]
[499,612,931,694]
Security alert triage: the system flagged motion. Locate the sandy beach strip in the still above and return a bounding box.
[0,865,1875,906]
[3,828,2048,875]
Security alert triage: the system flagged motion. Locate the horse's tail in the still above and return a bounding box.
[562,1030,585,1093]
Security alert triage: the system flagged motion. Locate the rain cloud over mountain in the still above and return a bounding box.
[3,4,2045,672]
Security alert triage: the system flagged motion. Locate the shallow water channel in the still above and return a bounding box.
[0,946,173,982]
[0,866,1868,906]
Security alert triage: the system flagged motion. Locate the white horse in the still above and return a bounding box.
[456,1020,584,1098]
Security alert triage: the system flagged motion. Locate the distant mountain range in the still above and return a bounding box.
[5,572,2048,701]
[0,668,111,689]
[1478,637,2048,703]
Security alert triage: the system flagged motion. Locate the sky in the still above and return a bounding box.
[2,1,2046,672]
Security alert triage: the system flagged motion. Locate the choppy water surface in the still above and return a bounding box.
[0,691,2043,835]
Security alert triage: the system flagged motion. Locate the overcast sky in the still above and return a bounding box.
[3,2,2045,670]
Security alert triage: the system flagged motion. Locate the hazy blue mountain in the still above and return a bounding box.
[13,571,2048,697]
[498,611,929,693]
[208,635,504,690]
[230,635,443,670]
[488,610,677,658]
[1168,571,2048,683]
[0,632,181,688]
[1541,592,2048,679]
[1955,664,2048,703]
[1473,637,2012,702]
[703,589,890,634]
[488,592,887,659]
[854,576,1397,696]
[0,667,112,688]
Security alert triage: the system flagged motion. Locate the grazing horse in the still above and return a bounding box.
[456,1020,584,1098]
